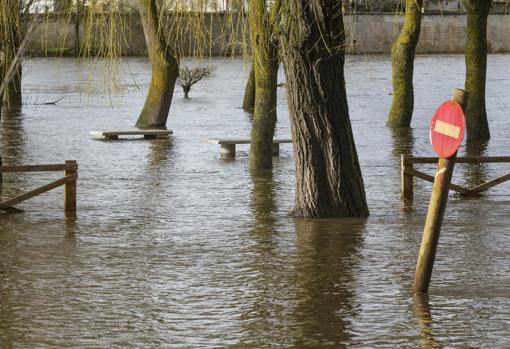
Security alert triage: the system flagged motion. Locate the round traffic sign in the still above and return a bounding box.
[429,100,465,158]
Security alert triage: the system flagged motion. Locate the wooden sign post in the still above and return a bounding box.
[413,89,469,293]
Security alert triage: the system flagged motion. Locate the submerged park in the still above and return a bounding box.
[0,0,509,348]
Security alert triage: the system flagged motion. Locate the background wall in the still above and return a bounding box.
[23,13,510,57]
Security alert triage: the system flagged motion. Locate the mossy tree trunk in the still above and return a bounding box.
[248,0,279,170]
[387,0,423,127]
[242,63,255,112]
[4,63,22,111]
[3,0,22,112]
[464,0,491,140]
[135,0,179,129]
[279,0,369,218]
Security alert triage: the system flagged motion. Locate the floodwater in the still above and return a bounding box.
[0,55,508,348]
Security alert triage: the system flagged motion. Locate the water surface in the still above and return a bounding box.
[0,55,509,348]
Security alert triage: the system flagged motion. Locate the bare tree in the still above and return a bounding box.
[176,64,215,98]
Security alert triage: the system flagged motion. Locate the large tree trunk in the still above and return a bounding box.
[387,0,423,128]
[135,0,179,129]
[242,63,255,112]
[464,0,491,140]
[4,63,22,111]
[3,0,22,112]
[248,0,279,170]
[280,0,369,218]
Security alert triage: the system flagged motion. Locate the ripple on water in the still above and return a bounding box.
[0,55,509,348]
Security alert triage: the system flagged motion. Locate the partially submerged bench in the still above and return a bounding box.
[90,129,172,140]
[206,138,292,157]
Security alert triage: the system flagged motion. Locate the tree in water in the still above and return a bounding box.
[242,63,255,112]
[135,0,179,129]
[248,0,280,170]
[279,0,369,218]
[387,0,423,128]
[464,0,491,140]
[1,0,23,112]
[176,64,215,98]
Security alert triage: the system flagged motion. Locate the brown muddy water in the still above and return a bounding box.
[0,55,509,348]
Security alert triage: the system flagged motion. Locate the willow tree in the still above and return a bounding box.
[464,0,491,139]
[248,0,280,170]
[242,63,255,112]
[135,0,179,129]
[279,0,369,218]
[1,0,23,111]
[386,0,423,127]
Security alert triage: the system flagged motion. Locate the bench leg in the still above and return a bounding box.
[220,144,236,157]
[272,143,280,156]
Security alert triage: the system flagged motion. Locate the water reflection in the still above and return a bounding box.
[249,170,277,232]
[463,139,489,188]
[389,127,415,157]
[292,219,366,348]
[0,110,27,203]
[0,110,26,164]
[240,170,281,346]
[389,128,415,211]
[148,138,174,168]
[413,294,440,349]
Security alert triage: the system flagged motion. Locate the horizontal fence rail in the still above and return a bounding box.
[0,160,77,214]
[401,155,509,199]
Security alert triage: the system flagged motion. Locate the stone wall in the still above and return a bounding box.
[24,13,510,57]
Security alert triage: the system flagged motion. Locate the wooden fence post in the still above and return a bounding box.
[64,160,77,212]
[413,89,469,293]
[401,155,413,200]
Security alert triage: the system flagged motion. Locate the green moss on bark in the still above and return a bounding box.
[242,63,256,112]
[135,0,179,129]
[387,0,423,128]
[464,0,491,140]
[248,0,279,170]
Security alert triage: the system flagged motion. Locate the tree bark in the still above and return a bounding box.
[74,1,82,57]
[4,63,22,111]
[135,0,179,129]
[242,63,256,112]
[3,0,22,112]
[387,0,423,128]
[464,0,491,140]
[248,0,279,170]
[279,0,369,218]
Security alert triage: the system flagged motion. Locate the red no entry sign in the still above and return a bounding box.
[430,100,465,158]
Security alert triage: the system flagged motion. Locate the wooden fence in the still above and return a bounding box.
[0,160,77,213]
[401,155,510,199]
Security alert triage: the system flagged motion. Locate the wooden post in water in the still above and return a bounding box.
[64,160,77,213]
[401,155,413,200]
[413,89,469,293]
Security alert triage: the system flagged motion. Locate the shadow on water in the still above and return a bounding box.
[413,294,440,349]
[291,218,366,349]
[462,138,489,188]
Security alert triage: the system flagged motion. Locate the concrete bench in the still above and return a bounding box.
[206,137,292,157]
[90,129,173,140]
